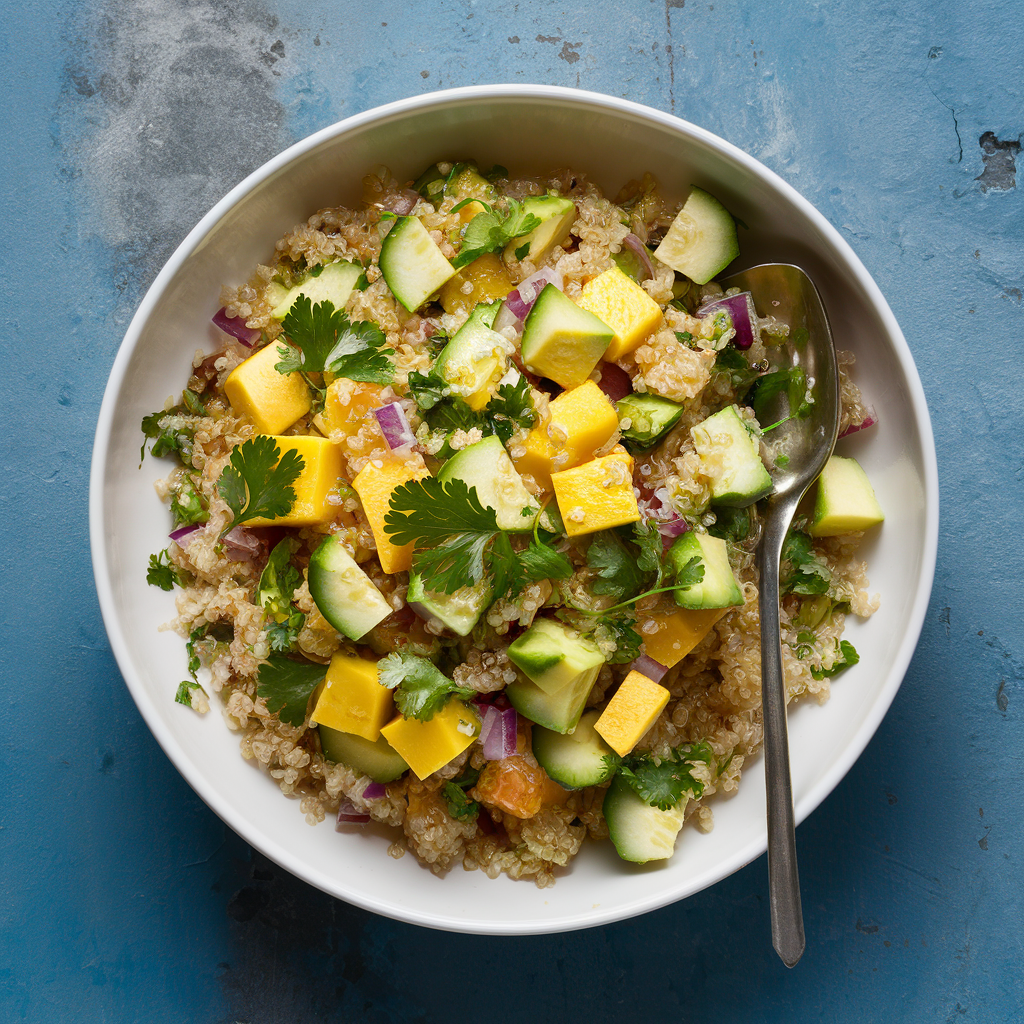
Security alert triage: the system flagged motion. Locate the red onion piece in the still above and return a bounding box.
[336,800,371,827]
[622,234,655,281]
[362,782,387,800]
[492,302,523,335]
[373,402,416,450]
[212,307,261,348]
[383,189,420,216]
[169,524,201,547]
[480,706,518,760]
[658,515,689,539]
[838,407,878,439]
[596,361,633,402]
[504,267,564,320]
[697,292,756,350]
[221,526,261,562]
[629,654,669,682]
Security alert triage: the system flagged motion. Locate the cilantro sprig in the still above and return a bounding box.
[443,767,481,820]
[612,741,715,810]
[147,549,180,591]
[257,655,326,727]
[216,436,304,537]
[256,537,306,652]
[451,198,542,269]
[275,295,394,401]
[780,529,833,596]
[408,371,537,445]
[378,653,475,721]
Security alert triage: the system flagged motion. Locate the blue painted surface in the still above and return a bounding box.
[2,1,1022,1020]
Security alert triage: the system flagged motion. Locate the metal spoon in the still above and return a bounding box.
[720,264,841,968]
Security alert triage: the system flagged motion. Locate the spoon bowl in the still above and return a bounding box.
[722,264,840,967]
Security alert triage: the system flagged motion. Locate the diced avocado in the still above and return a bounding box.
[319,725,409,783]
[378,216,457,311]
[507,618,605,696]
[603,774,688,864]
[653,185,739,286]
[449,163,498,202]
[668,531,744,611]
[307,535,394,640]
[809,456,884,537]
[270,261,363,320]
[407,574,492,637]
[504,195,576,262]
[691,404,773,507]
[437,435,539,531]
[617,393,685,447]
[531,709,618,789]
[520,284,615,390]
[433,301,512,411]
[506,668,601,736]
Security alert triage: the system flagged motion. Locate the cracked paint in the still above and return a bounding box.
[976,131,1020,191]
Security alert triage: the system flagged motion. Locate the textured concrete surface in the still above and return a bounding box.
[2,1,1022,1021]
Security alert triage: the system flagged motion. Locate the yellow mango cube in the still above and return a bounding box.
[594,670,671,757]
[577,267,663,361]
[515,380,619,491]
[640,608,728,668]
[380,700,480,781]
[551,451,640,537]
[313,379,383,440]
[246,435,343,526]
[224,342,312,434]
[310,651,393,742]
[439,253,514,314]
[352,453,429,573]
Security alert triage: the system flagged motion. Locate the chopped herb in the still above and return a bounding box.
[256,655,326,727]
[175,679,207,708]
[410,371,536,445]
[147,549,180,591]
[264,612,305,653]
[712,347,763,397]
[515,242,530,260]
[443,766,481,820]
[707,507,752,544]
[674,330,695,347]
[452,199,541,269]
[406,367,450,411]
[670,554,706,589]
[169,477,208,527]
[216,435,304,536]
[595,610,643,664]
[810,639,860,680]
[140,407,197,465]
[377,653,475,721]
[749,366,813,428]
[780,529,832,596]
[256,538,303,617]
[518,536,573,587]
[632,519,666,587]
[483,164,508,183]
[587,531,646,602]
[614,740,714,810]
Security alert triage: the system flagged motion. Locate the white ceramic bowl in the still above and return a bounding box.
[90,85,938,935]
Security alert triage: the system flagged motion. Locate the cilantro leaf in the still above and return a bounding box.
[140,408,197,465]
[616,741,714,810]
[780,529,832,596]
[452,199,542,269]
[596,610,643,664]
[443,781,480,820]
[519,537,573,586]
[257,656,326,727]
[712,347,763,398]
[749,366,813,427]
[175,679,207,708]
[257,537,303,617]
[707,507,752,544]
[147,550,180,591]
[169,477,208,527]
[810,639,860,680]
[410,371,535,445]
[632,519,665,588]
[487,531,526,601]
[264,612,305,653]
[488,377,537,442]
[377,652,475,721]
[587,531,646,601]
[670,554,706,589]
[216,436,304,535]
[412,531,494,595]
[386,476,499,543]
[406,368,449,411]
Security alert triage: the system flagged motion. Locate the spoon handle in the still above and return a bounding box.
[758,509,806,968]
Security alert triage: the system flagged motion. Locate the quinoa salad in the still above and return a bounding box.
[141,160,882,886]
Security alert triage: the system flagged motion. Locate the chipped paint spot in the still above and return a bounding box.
[856,919,880,934]
[976,132,1020,192]
[536,33,561,43]
[996,679,1008,713]
[559,41,582,64]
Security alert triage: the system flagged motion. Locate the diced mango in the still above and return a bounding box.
[515,380,619,490]
[471,754,567,819]
[439,253,515,314]
[594,670,671,757]
[352,453,430,573]
[224,343,312,434]
[551,451,640,537]
[313,380,384,441]
[380,700,480,781]
[246,435,344,526]
[640,607,728,668]
[576,267,664,361]
[310,651,394,742]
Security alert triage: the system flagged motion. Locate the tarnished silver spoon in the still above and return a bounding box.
[720,264,841,968]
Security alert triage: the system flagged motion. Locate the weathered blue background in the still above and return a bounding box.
[2,1,1021,1021]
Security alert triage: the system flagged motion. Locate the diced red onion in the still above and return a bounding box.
[362,782,387,800]
[373,402,416,450]
[492,302,523,335]
[697,292,757,350]
[504,267,564,320]
[212,307,261,348]
[471,691,510,711]
[480,705,518,760]
[622,233,655,281]
[658,515,689,539]
[596,361,633,402]
[839,406,878,439]
[169,524,201,547]
[383,189,420,216]
[221,526,261,562]
[629,654,669,682]
[335,800,371,827]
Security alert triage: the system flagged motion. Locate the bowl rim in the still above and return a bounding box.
[89,83,939,934]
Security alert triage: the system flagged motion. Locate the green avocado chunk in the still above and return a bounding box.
[809,455,884,537]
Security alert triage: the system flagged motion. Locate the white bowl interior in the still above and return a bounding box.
[91,87,937,934]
